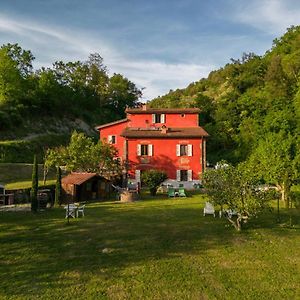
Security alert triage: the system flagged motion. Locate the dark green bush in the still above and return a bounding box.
[141,169,167,196]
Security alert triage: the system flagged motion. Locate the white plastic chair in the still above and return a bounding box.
[203,202,215,217]
[77,205,85,217]
[64,204,77,218]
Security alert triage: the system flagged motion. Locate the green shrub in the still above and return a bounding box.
[291,191,300,209]
[141,169,167,196]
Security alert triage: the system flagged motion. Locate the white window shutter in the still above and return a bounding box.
[152,114,156,123]
[148,144,153,156]
[188,170,193,181]
[176,170,181,181]
[137,144,141,156]
[176,144,180,156]
[108,135,112,143]
[135,170,141,183]
[188,144,193,156]
[161,114,165,123]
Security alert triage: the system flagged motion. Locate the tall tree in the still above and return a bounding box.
[1,43,35,77]
[54,167,62,207]
[0,48,23,105]
[247,132,299,208]
[204,163,273,231]
[31,155,38,212]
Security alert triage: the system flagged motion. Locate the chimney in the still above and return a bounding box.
[142,104,148,111]
[161,125,168,134]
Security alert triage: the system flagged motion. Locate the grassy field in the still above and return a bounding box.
[0,194,299,300]
[0,163,56,189]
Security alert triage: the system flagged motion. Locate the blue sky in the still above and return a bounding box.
[0,0,299,100]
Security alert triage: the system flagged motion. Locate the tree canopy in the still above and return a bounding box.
[150,26,300,167]
[0,44,142,131]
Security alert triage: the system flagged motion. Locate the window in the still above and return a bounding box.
[180,145,188,156]
[177,170,193,181]
[180,170,188,181]
[137,144,153,156]
[176,144,192,156]
[141,145,148,156]
[152,113,165,123]
[108,135,116,144]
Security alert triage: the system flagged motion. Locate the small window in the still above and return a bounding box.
[141,145,148,156]
[181,114,185,117]
[180,145,188,156]
[155,114,161,123]
[152,113,165,123]
[108,135,116,144]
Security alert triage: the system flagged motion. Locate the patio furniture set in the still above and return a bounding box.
[203,201,238,218]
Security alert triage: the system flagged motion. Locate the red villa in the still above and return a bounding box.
[96,105,209,189]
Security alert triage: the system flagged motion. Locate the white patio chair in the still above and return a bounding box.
[77,205,85,217]
[203,202,215,217]
[64,204,77,218]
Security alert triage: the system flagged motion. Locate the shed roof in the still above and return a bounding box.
[62,173,99,185]
[120,127,209,138]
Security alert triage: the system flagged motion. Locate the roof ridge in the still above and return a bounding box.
[95,118,128,130]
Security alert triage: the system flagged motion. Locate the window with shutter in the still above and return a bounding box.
[137,144,141,156]
[152,113,164,123]
[152,114,156,123]
[176,170,181,181]
[187,144,192,156]
[148,144,153,156]
[180,145,188,156]
[108,135,116,144]
[187,170,193,181]
[141,145,148,156]
[179,170,188,181]
[176,144,180,156]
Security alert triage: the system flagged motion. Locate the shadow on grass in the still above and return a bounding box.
[0,196,299,298]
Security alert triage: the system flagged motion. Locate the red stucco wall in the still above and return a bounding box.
[126,138,203,180]
[99,121,128,159]
[127,113,199,128]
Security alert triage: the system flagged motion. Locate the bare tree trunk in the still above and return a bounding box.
[281,179,290,209]
[43,165,48,186]
[227,217,241,231]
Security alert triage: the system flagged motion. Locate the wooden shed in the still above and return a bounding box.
[62,173,111,203]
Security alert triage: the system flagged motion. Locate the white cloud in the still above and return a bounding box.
[109,60,213,100]
[233,0,300,35]
[0,13,214,100]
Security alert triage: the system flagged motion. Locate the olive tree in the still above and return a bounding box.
[204,162,273,231]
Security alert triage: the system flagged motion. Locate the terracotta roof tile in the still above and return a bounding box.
[120,127,209,138]
[62,173,98,185]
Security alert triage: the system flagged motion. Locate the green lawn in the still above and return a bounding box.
[0,163,56,189]
[0,194,299,299]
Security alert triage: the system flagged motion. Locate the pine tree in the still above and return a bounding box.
[31,155,38,212]
[55,166,62,207]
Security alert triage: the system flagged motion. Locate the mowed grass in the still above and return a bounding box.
[0,194,299,300]
[0,163,56,189]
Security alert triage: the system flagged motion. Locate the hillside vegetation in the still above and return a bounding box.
[150,26,300,164]
[0,44,142,162]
